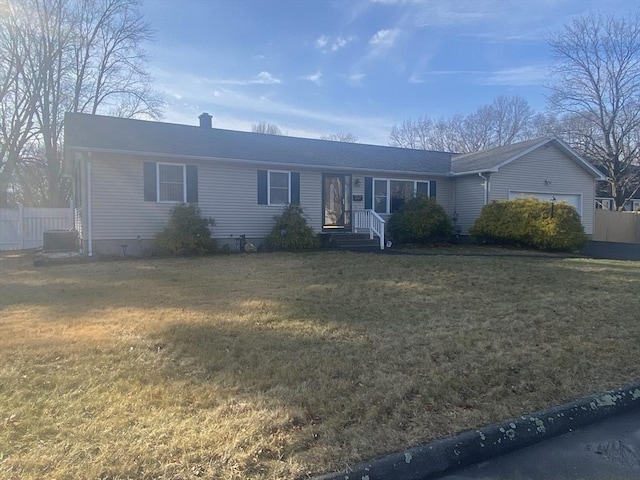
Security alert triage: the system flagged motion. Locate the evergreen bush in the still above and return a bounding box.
[470,198,587,251]
[387,196,453,244]
[154,203,217,255]
[263,204,320,250]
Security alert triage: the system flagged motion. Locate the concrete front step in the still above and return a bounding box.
[323,233,382,251]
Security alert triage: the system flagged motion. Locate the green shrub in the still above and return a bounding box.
[387,196,453,244]
[263,204,320,251]
[470,198,587,251]
[154,203,217,255]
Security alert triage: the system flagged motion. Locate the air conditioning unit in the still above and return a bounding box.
[43,230,79,252]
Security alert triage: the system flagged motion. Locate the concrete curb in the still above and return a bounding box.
[312,380,640,480]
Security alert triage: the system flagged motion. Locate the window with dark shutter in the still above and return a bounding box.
[364,177,372,209]
[143,162,157,201]
[429,180,437,198]
[258,170,296,205]
[186,165,198,203]
[416,182,429,197]
[291,172,300,204]
[144,162,194,202]
[257,170,268,205]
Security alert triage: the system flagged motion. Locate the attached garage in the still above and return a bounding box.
[508,191,582,216]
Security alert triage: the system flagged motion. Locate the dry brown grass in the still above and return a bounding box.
[0,251,639,479]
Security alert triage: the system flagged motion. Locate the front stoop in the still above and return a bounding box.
[322,233,382,252]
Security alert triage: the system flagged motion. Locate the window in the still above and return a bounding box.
[268,170,290,205]
[158,163,186,202]
[144,162,198,203]
[374,179,387,213]
[257,170,299,205]
[596,198,612,210]
[632,200,640,211]
[372,179,430,214]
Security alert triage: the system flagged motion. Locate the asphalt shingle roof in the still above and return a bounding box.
[450,137,550,173]
[64,114,604,179]
[65,113,453,175]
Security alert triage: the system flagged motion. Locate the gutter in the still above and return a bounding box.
[87,160,93,257]
[478,172,490,205]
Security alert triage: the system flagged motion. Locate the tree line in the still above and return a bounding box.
[0,0,161,207]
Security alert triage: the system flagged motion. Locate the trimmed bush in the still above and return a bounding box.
[470,198,587,251]
[263,204,320,251]
[154,203,217,255]
[387,196,453,244]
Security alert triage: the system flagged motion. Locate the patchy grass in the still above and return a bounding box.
[0,251,639,479]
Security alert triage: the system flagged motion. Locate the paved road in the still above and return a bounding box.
[582,241,640,261]
[435,408,640,480]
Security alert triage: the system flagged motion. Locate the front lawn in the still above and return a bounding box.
[1,251,638,479]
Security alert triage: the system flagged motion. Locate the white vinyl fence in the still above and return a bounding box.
[0,205,74,251]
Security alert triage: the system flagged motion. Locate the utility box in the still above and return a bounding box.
[43,230,79,252]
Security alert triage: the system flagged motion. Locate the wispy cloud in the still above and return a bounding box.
[346,73,366,86]
[407,64,549,87]
[213,71,282,86]
[407,73,424,84]
[301,71,322,86]
[153,69,392,144]
[368,28,401,53]
[482,65,549,87]
[315,34,355,53]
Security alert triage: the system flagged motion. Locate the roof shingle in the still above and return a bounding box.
[65,113,453,175]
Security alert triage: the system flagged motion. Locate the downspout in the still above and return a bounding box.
[478,172,490,205]
[87,160,93,256]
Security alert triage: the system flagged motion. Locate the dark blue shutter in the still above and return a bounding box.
[186,165,198,203]
[364,177,372,209]
[429,180,437,198]
[416,182,429,197]
[143,162,157,201]
[290,172,300,204]
[257,170,268,205]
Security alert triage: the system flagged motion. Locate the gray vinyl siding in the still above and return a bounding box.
[197,163,321,238]
[454,174,486,234]
[91,155,179,240]
[89,154,323,241]
[87,154,452,248]
[490,145,596,234]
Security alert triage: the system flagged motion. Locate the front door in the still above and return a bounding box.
[322,174,351,231]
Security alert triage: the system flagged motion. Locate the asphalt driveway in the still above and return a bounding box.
[435,408,640,480]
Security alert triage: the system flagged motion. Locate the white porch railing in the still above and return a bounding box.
[354,209,385,250]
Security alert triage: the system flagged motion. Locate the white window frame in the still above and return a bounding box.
[595,197,613,210]
[509,190,583,216]
[632,200,640,211]
[372,178,430,214]
[157,162,187,203]
[267,170,291,206]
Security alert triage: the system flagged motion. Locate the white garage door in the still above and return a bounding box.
[508,191,582,215]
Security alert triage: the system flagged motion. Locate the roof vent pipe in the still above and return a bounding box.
[198,112,212,128]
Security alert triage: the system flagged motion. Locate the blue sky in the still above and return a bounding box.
[142,0,637,145]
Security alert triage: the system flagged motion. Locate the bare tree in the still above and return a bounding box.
[548,12,640,210]
[320,132,358,143]
[0,1,41,206]
[389,96,536,153]
[252,122,282,135]
[389,116,434,150]
[0,0,162,206]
